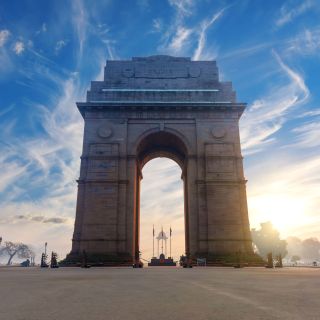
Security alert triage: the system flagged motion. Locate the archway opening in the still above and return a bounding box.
[136,131,189,264]
[137,131,188,170]
[140,158,185,262]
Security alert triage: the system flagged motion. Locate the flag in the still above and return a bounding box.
[153,225,154,237]
[170,227,172,237]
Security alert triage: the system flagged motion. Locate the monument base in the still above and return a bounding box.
[61,252,133,267]
[148,256,177,267]
[61,252,265,267]
[193,252,265,266]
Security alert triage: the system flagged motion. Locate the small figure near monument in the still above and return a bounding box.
[234,250,244,268]
[179,255,192,268]
[81,250,91,268]
[20,259,30,267]
[133,250,143,268]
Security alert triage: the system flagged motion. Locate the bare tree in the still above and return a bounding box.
[0,242,34,265]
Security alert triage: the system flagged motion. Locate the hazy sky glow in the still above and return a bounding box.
[1,0,320,262]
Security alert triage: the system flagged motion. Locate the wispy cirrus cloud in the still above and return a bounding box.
[71,0,87,61]
[219,25,320,65]
[157,1,193,55]
[285,27,320,56]
[55,40,68,54]
[0,76,83,258]
[102,39,118,60]
[193,8,225,60]
[159,4,226,57]
[0,29,10,47]
[240,50,309,153]
[297,109,320,118]
[167,26,193,53]
[275,0,315,28]
[13,41,25,55]
[95,23,119,60]
[0,75,83,198]
[272,50,309,103]
[0,158,30,193]
[168,0,194,17]
[291,115,320,148]
[0,1,113,260]
[35,23,47,35]
[151,18,162,33]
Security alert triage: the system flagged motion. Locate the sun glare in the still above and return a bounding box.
[249,194,308,236]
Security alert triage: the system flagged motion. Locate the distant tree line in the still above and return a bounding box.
[286,236,320,262]
[251,222,320,263]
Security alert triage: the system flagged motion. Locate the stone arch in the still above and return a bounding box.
[132,126,193,158]
[133,130,191,262]
[136,130,189,170]
[66,55,261,266]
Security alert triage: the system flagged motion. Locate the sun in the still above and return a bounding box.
[248,193,308,236]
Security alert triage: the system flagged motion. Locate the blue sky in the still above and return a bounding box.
[1,0,320,262]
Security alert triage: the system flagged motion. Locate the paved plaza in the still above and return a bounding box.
[0,267,319,320]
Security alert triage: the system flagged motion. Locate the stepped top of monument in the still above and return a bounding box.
[83,55,239,105]
[131,55,191,62]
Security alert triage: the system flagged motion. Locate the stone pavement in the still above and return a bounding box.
[0,267,319,320]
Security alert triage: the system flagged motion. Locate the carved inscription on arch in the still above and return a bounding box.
[89,143,119,156]
[122,66,201,79]
[87,143,119,180]
[205,143,236,179]
[205,143,235,156]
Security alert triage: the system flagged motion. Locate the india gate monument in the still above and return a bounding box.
[65,55,258,266]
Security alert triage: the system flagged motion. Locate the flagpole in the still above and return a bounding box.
[152,225,155,258]
[170,226,172,258]
[165,238,167,257]
[161,226,164,255]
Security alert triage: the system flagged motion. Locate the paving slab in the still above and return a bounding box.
[0,267,319,320]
